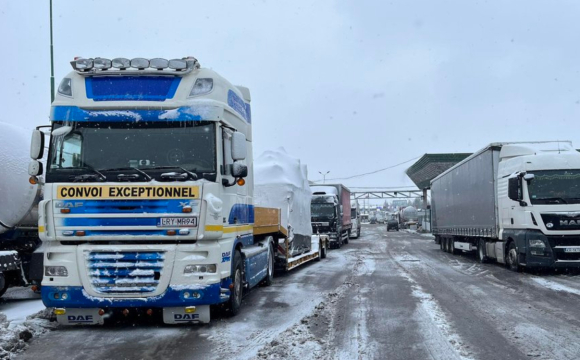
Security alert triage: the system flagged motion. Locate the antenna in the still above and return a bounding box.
[558,140,561,154]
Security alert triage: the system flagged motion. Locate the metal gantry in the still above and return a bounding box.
[350,189,423,200]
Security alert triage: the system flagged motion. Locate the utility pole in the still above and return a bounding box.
[50,0,55,103]
[319,171,329,184]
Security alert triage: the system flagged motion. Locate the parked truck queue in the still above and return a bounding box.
[2,55,580,331]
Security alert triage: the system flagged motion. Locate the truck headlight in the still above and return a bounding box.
[45,266,68,277]
[529,239,546,248]
[184,264,217,274]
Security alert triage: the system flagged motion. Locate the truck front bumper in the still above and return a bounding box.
[42,282,230,308]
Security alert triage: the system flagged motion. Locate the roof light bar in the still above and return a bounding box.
[112,58,130,69]
[130,58,149,70]
[150,58,169,70]
[93,58,111,70]
[69,57,201,75]
[168,59,187,70]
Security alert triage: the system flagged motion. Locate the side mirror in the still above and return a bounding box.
[523,173,535,181]
[508,177,521,202]
[232,161,248,178]
[30,130,45,160]
[231,132,247,161]
[28,160,43,176]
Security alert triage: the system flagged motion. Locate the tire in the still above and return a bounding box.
[321,240,327,259]
[344,231,349,245]
[477,239,488,263]
[0,273,7,298]
[446,238,452,253]
[262,242,274,286]
[336,238,342,249]
[451,239,459,255]
[506,241,520,272]
[227,251,244,316]
[440,238,445,251]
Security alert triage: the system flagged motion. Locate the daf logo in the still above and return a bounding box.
[560,220,580,226]
[55,202,83,208]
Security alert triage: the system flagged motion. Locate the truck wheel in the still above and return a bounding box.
[344,232,349,244]
[263,242,274,286]
[337,238,342,249]
[0,273,7,298]
[477,239,488,263]
[321,241,327,259]
[227,251,244,316]
[451,240,459,255]
[506,242,520,272]
[440,238,445,251]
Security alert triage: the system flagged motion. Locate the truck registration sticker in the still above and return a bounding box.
[158,217,197,227]
[564,248,580,253]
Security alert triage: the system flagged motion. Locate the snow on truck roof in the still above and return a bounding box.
[50,56,252,136]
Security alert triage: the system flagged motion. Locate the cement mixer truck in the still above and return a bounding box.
[0,122,44,296]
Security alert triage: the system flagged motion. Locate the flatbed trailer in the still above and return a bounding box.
[254,207,328,271]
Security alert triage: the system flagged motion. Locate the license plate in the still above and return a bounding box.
[564,248,580,253]
[57,308,103,325]
[158,217,197,227]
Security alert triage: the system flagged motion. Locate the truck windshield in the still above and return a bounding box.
[46,121,216,182]
[311,204,335,218]
[351,208,357,218]
[528,170,580,204]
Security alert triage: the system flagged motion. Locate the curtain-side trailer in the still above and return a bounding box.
[432,142,580,271]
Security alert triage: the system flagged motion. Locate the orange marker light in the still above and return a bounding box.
[182,207,192,213]
[98,309,105,316]
[29,176,38,185]
[167,230,177,236]
[60,208,71,214]
[75,231,86,236]
[146,309,153,316]
[237,178,246,186]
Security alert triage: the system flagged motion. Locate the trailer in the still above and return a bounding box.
[431,141,580,271]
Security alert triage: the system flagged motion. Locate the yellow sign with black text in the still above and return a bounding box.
[56,185,199,200]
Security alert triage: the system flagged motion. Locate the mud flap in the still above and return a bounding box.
[163,305,210,324]
[57,308,104,325]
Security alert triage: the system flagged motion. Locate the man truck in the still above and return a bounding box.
[310,184,352,248]
[432,141,580,271]
[28,56,326,325]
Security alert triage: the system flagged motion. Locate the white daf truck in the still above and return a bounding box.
[432,141,580,271]
[29,56,326,325]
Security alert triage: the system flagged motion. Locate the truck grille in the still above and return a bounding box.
[87,251,164,294]
[546,236,580,262]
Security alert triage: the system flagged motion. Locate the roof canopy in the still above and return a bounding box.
[406,153,471,190]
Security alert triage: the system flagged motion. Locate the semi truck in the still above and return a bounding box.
[28,56,327,325]
[349,201,361,238]
[431,141,580,271]
[310,184,352,248]
[0,122,43,297]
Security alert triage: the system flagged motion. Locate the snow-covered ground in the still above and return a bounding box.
[0,288,53,359]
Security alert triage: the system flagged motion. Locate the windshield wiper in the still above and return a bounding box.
[98,167,153,182]
[142,166,198,180]
[535,197,568,204]
[71,166,106,182]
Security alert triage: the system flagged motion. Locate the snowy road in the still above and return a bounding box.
[16,225,580,360]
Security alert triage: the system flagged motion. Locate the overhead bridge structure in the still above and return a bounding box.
[350,189,423,200]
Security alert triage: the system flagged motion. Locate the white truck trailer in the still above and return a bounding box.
[432,141,580,271]
[28,56,326,325]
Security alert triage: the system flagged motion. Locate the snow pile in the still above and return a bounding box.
[0,122,39,233]
[0,308,55,359]
[254,148,312,238]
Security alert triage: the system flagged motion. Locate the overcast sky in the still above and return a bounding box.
[2,0,580,201]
